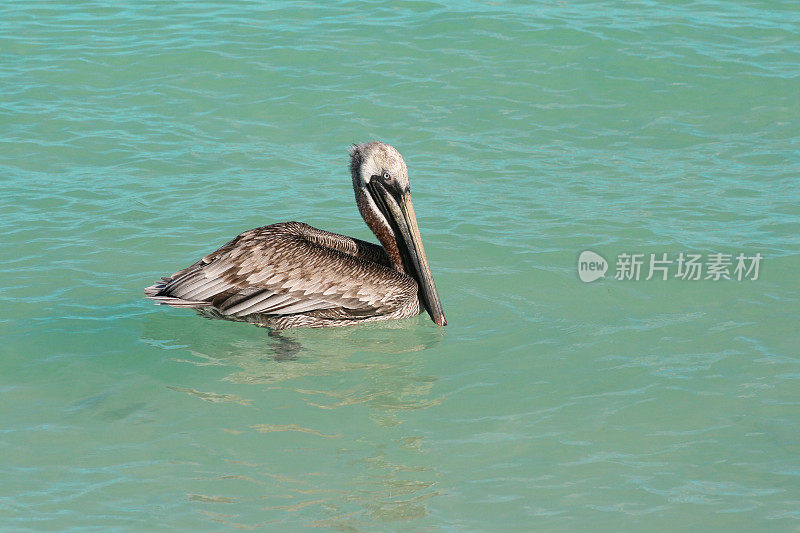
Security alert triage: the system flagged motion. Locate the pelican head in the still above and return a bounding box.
[349,141,446,327]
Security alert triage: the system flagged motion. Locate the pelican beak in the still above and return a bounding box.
[368,180,447,327]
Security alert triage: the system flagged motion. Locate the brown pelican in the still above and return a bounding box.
[144,141,446,330]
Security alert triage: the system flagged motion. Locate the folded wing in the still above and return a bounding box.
[144,223,414,319]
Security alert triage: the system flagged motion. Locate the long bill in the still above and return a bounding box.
[369,181,447,327]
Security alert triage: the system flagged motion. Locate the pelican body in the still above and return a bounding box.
[144,142,446,330]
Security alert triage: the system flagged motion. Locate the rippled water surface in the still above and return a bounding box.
[2,1,799,530]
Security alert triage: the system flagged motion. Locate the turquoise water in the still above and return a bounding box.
[2,0,799,529]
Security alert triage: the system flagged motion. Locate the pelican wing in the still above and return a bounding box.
[145,223,414,318]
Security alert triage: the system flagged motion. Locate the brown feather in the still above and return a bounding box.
[144,222,420,329]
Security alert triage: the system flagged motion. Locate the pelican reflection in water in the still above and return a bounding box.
[145,142,446,330]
